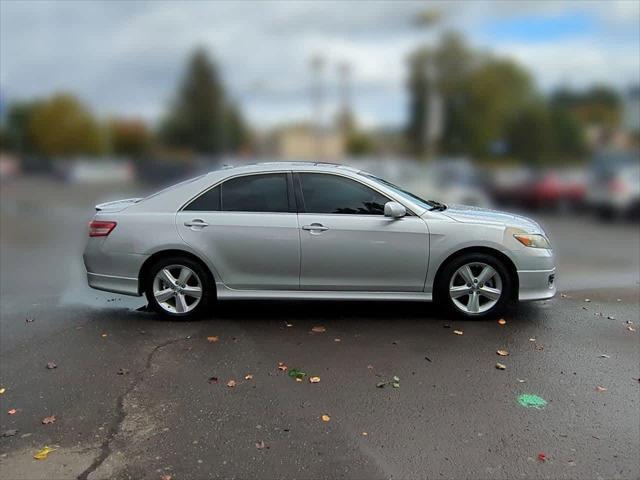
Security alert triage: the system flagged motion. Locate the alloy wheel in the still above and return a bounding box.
[152,264,203,314]
[448,262,503,314]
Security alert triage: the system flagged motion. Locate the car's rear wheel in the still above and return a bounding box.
[437,252,513,319]
[145,256,213,318]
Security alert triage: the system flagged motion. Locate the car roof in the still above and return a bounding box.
[208,161,362,176]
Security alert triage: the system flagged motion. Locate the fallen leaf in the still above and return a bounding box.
[376,381,386,388]
[497,319,506,325]
[1,429,18,437]
[309,376,320,383]
[535,344,544,351]
[627,326,636,332]
[33,446,56,460]
[607,315,616,320]
[453,330,463,335]
[0,387,5,394]
[529,338,536,342]
[598,354,610,359]
[595,385,607,392]
[255,440,267,449]
[321,414,330,422]
[101,333,107,338]
[277,362,288,372]
[362,431,368,436]
[207,336,219,343]
[497,349,509,356]
[334,338,341,342]
[537,452,546,462]
[227,380,236,388]
[584,298,591,302]
[208,376,218,384]
[285,323,293,327]
[561,293,568,298]
[288,368,306,380]
[8,409,17,415]
[516,378,526,383]
[311,326,326,333]
[41,415,56,425]
[367,365,374,370]
[46,362,57,370]
[160,475,172,480]
[117,368,130,375]
[626,320,634,324]
[495,363,506,370]
[25,317,34,323]
[244,374,253,380]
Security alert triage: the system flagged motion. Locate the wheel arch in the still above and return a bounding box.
[138,249,216,296]
[433,246,519,301]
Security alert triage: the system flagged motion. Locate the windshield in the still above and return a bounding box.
[361,173,444,211]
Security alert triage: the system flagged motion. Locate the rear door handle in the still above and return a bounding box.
[184,219,209,228]
[302,224,328,231]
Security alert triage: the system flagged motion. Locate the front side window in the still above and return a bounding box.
[221,174,289,213]
[298,173,389,215]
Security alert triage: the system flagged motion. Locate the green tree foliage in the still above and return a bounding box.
[161,48,249,155]
[345,130,375,156]
[506,103,554,166]
[108,118,152,158]
[28,94,104,157]
[2,100,42,154]
[551,85,621,128]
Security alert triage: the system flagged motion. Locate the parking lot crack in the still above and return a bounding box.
[76,337,187,480]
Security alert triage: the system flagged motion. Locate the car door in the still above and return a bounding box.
[296,172,429,291]
[176,172,300,290]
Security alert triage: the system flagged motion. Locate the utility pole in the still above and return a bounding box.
[310,54,325,159]
[337,62,354,135]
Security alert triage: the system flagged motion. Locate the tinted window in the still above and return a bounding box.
[299,173,389,215]
[185,186,220,211]
[221,174,289,212]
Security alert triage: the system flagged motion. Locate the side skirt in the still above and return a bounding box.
[216,283,433,302]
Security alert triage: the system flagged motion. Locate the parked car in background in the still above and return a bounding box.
[491,168,587,212]
[587,150,640,219]
[83,162,556,320]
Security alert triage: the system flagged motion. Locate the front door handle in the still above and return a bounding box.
[184,219,209,228]
[302,223,328,231]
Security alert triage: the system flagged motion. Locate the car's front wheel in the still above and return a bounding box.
[437,252,513,319]
[145,256,214,319]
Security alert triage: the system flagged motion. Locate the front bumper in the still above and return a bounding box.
[518,267,556,301]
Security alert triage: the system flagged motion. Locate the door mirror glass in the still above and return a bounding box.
[384,201,406,218]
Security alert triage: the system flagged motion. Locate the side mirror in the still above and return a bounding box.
[384,201,406,219]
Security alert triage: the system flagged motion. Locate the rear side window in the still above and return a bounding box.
[184,186,220,211]
[298,173,389,215]
[221,174,289,212]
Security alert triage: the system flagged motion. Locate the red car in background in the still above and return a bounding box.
[492,169,587,211]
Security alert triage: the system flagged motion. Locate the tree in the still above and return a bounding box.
[108,118,152,158]
[2,100,42,154]
[551,85,621,129]
[160,48,226,154]
[224,102,250,153]
[407,32,534,158]
[506,103,554,166]
[28,94,104,157]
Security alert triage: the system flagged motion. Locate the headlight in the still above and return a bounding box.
[514,233,551,249]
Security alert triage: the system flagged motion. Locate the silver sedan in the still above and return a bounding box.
[83,162,556,319]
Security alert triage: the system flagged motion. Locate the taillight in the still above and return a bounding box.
[89,220,117,237]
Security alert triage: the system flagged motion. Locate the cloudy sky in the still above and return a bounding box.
[1,0,639,129]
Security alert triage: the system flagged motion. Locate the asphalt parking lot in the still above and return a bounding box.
[1,177,639,480]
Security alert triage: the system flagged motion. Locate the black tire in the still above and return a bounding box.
[144,255,215,319]
[435,252,514,319]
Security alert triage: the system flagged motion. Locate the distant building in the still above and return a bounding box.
[265,123,344,160]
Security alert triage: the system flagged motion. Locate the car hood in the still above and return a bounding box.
[441,204,543,233]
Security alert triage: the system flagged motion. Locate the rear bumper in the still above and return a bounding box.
[86,272,140,296]
[518,268,556,301]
